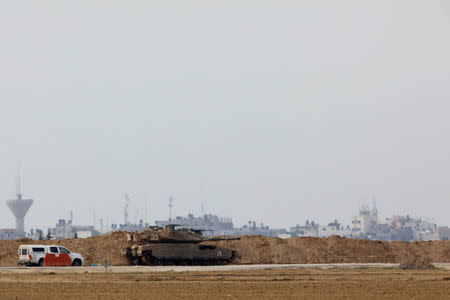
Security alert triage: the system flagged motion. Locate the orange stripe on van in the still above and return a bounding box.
[44,253,71,267]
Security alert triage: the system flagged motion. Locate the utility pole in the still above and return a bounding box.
[93,209,96,229]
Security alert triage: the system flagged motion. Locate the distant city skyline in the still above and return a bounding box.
[1,181,447,231]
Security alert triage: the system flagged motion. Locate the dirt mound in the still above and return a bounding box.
[0,233,449,266]
[209,235,450,265]
[0,231,129,266]
[16,238,33,243]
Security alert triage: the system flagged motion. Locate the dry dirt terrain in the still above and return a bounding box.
[1,234,449,299]
[1,233,449,266]
[0,268,449,299]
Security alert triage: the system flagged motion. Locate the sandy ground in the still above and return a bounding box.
[0,268,449,299]
[2,234,448,298]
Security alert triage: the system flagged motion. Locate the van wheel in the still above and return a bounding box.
[72,259,82,266]
[38,259,44,267]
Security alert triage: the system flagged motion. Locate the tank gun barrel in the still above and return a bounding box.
[204,236,241,241]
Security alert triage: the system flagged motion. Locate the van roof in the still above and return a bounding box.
[19,245,62,248]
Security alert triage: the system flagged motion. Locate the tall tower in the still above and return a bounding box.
[6,175,33,234]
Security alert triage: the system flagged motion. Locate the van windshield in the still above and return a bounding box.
[20,248,27,255]
[58,247,70,254]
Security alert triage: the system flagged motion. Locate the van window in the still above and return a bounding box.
[32,247,45,253]
[50,247,58,253]
[58,247,70,254]
[21,248,28,255]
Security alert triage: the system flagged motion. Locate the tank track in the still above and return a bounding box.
[127,252,234,266]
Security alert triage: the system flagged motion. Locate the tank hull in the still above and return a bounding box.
[123,243,235,266]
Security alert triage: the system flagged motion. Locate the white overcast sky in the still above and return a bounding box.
[1,1,449,231]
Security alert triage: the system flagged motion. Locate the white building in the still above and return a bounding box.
[52,219,98,239]
[351,204,378,234]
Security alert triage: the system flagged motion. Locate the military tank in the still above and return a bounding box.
[121,225,240,266]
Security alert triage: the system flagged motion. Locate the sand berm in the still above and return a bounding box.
[0,232,449,266]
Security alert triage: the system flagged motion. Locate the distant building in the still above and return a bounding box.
[155,214,286,237]
[112,219,149,232]
[290,221,319,237]
[291,220,351,238]
[351,204,378,235]
[50,219,98,239]
[238,220,287,237]
[318,220,351,238]
[438,226,450,240]
[156,214,234,236]
[29,229,44,240]
[348,202,443,241]
[0,229,22,240]
[278,233,292,239]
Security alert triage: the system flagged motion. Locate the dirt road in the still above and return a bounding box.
[0,268,449,299]
[2,263,450,274]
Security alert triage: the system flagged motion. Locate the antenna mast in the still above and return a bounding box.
[93,209,96,229]
[145,198,148,224]
[16,162,22,199]
[124,194,130,225]
[168,196,173,220]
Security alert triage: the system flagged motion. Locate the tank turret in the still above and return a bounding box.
[127,225,240,244]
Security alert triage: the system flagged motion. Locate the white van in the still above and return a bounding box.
[18,245,84,267]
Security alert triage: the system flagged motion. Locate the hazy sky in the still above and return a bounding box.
[1,1,449,231]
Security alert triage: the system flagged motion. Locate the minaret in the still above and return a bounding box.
[371,195,378,218]
[6,174,33,234]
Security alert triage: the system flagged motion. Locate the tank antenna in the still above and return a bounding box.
[16,161,22,198]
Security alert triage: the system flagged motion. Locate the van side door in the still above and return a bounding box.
[44,246,60,266]
[31,247,45,264]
